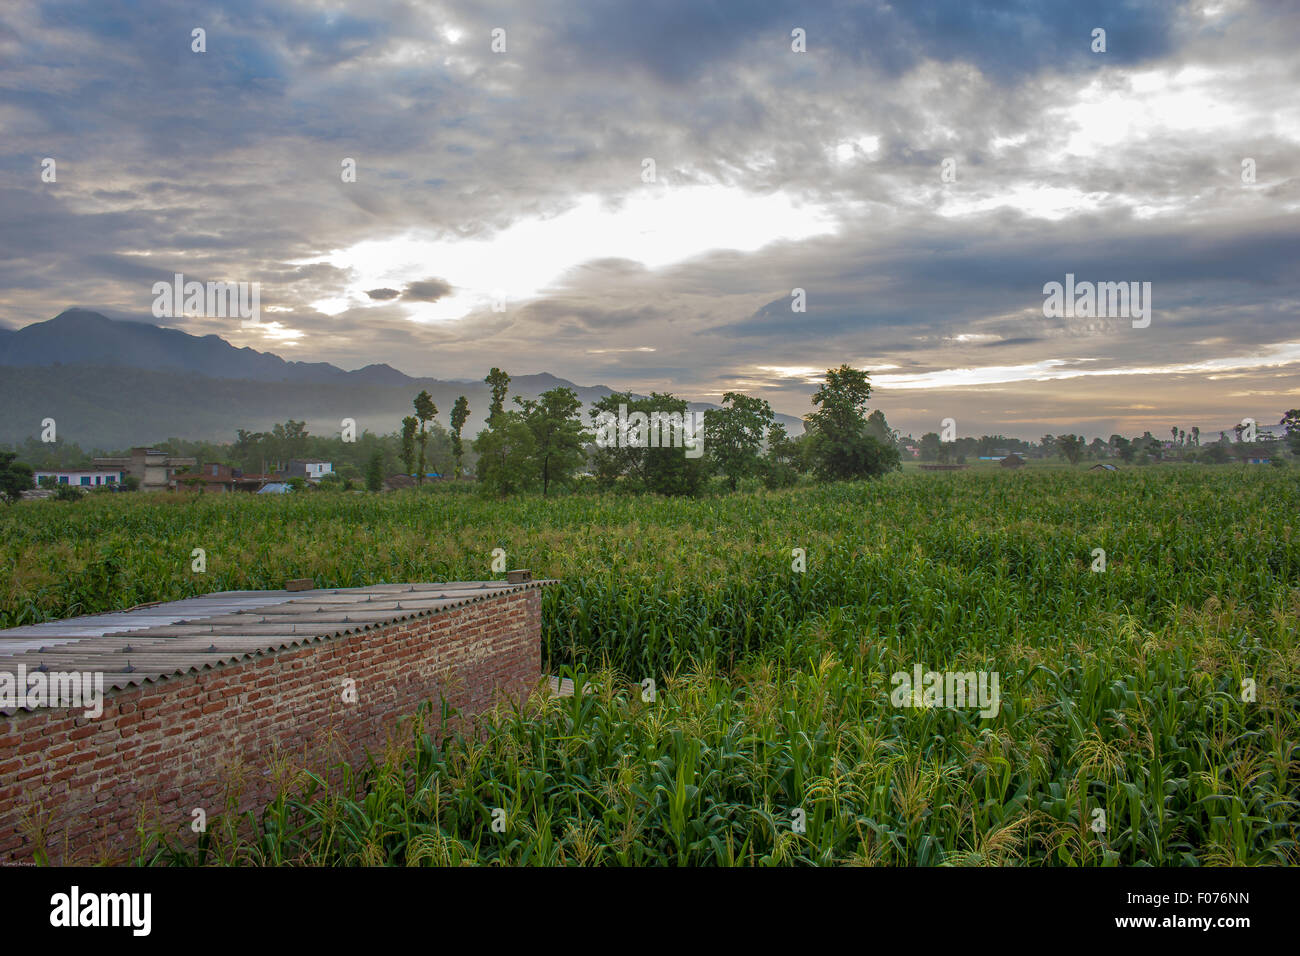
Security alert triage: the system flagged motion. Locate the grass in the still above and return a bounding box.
[3,467,1297,865]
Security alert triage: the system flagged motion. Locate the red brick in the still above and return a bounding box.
[0,589,543,862]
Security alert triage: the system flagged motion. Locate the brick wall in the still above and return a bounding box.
[0,588,542,863]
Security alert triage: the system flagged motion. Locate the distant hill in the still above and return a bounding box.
[0,308,409,385]
[0,309,804,448]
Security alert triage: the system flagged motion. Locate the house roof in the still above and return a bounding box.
[0,581,554,709]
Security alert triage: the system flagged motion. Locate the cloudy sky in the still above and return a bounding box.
[2,0,1297,439]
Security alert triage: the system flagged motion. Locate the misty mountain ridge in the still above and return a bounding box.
[0,309,804,448]
[2,309,421,386]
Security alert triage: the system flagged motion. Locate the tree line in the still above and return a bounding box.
[4,385,1298,502]
[902,420,1298,466]
[434,363,903,497]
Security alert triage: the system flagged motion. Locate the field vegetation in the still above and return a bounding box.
[2,467,1297,865]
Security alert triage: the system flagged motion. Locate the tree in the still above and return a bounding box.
[450,396,470,478]
[473,370,543,496]
[400,416,418,476]
[413,390,438,484]
[0,452,34,504]
[473,410,536,496]
[271,420,309,466]
[804,366,900,481]
[1112,436,1135,463]
[918,432,941,462]
[514,387,587,496]
[761,423,802,488]
[1039,435,1056,459]
[588,391,709,496]
[365,451,384,492]
[485,368,511,423]
[1282,410,1300,456]
[865,409,896,447]
[1057,434,1085,465]
[706,392,775,490]
[1191,426,1200,446]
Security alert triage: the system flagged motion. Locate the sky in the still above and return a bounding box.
[1,0,1298,440]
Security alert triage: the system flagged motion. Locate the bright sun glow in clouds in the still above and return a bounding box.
[294,186,839,321]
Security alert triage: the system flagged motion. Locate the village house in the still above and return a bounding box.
[92,447,196,492]
[32,469,125,489]
[169,463,281,492]
[285,459,334,483]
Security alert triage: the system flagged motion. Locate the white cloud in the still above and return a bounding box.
[829,134,881,165]
[873,341,1300,390]
[294,185,840,321]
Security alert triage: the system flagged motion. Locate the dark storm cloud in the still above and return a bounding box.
[519,299,670,332]
[981,337,1043,348]
[710,213,1300,356]
[402,278,454,302]
[546,0,1183,85]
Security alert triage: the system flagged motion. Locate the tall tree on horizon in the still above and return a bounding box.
[473,409,535,496]
[413,390,438,484]
[588,391,709,496]
[485,368,511,423]
[707,392,775,490]
[804,366,899,481]
[400,416,417,476]
[365,451,384,492]
[515,387,586,496]
[450,396,470,479]
[1057,433,1085,465]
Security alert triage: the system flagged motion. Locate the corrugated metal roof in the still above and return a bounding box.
[0,581,552,710]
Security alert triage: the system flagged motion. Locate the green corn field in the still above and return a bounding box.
[2,468,1297,865]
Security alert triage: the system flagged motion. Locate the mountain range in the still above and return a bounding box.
[0,309,804,449]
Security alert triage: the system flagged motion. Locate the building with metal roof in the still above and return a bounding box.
[0,578,550,862]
